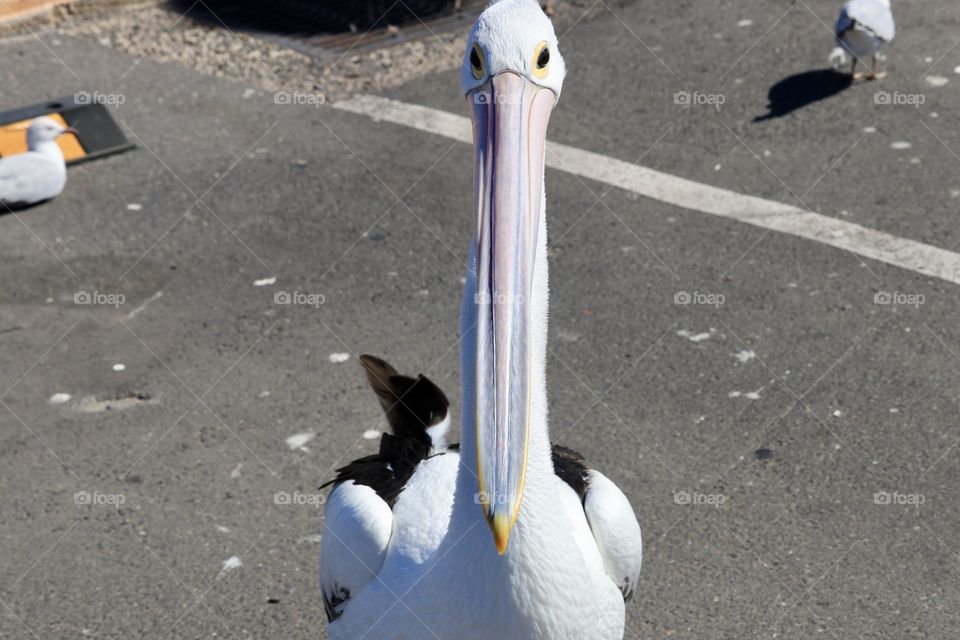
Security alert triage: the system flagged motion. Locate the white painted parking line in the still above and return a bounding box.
[333,94,960,286]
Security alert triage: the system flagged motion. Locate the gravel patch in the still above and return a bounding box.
[10,0,633,101]
[58,3,465,100]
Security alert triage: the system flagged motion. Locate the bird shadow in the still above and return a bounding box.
[0,199,51,214]
[753,69,853,122]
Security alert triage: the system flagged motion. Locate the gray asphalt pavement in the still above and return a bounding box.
[1,1,959,638]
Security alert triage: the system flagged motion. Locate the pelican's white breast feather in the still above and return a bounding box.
[385,449,460,563]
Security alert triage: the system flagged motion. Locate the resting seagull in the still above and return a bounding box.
[0,116,75,209]
[829,0,895,80]
[318,1,643,638]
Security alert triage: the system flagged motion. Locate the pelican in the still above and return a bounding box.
[828,0,895,80]
[319,1,643,638]
[0,116,75,209]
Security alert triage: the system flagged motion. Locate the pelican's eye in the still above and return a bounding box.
[533,41,550,79]
[470,43,485,80]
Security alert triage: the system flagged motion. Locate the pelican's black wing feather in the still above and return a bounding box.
[358,354,448,446]
[320,433,431,507]
[320,355,450,507]
[551,445,591,503]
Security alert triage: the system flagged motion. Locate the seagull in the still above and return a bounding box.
[0,116,75,210]
[318,1,643,638]
[829,0,895,80]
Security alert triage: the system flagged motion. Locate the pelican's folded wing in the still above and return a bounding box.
[582,470,644,600]
[319,480,393,622]
[552,446,643,600]
[319,433,432,621]
[320,356,449,622]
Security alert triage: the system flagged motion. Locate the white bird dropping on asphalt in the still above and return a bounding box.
[0,117,75,208]
[286,432,315,450]
[221,556,242,572]
[112,363,126,371]
[48,392,71,405]
[328,353,350,363]
[677,329,712,343]
[829,0,895,79]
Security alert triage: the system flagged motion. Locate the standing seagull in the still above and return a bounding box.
[829,0,895,80]
[0,116,75,209]
[318,1,643,638]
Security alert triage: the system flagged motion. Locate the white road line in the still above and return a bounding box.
[333,94,960,286]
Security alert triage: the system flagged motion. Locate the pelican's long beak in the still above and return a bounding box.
[467,71,555,555]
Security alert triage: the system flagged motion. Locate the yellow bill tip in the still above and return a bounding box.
[491,513,511,555]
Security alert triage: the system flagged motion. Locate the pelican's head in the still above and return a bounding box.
[463,0,563,555]
[460,0,565,98]
[27,116,75,149]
